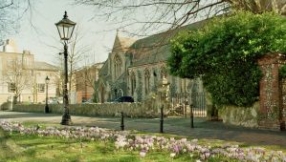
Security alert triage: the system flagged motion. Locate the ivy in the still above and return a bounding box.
[168,11,286,107]
[279,65,286,79]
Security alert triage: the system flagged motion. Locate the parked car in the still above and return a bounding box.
[42,97,63,104]
[113,96,134,103]
[82,98,93,104]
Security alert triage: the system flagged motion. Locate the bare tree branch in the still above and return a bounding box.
[72,0,227,34]
[73,0,286,36]
[0,0,13,9]
[2,57,31,103]
[0,0,36,41]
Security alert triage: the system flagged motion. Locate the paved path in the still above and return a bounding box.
[1,111,286,148]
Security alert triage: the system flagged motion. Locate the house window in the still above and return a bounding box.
[8,83,16,92]
[7,59,14,65]
[131,72,136,96]
[114,55,122,79]
[144,69,150,94]
[37,84,45,93]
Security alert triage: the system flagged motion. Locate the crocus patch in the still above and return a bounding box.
[0,120,285,161]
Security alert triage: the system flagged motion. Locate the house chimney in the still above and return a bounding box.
[2,39,18,52]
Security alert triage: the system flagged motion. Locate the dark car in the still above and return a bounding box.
[82,98,93,104]
[113,96,134,103]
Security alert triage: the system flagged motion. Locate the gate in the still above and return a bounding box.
[170,78,207,117]
[280,79,286,130]
[191,78,207,117]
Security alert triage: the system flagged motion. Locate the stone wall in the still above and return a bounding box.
[219,54,286,130]
[218,102,260,128]
[12,102,161,118]
[0,102,13,110]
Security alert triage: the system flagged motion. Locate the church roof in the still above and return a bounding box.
[97,60,111,84]
[128,18,208,67]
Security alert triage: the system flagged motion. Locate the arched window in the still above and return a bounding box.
[114,55,122,79]
[161,67,167,79]
[131,72,136,96]
[99,83,105,103]
[144,69,150,94]
[153,69,158,90]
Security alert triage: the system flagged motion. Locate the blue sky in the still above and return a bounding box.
[8,0,209,67]
[10,0,117,66]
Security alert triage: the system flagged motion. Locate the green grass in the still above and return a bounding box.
[0,123,283,162]
[0,128,243,162]
[0,133,182,162]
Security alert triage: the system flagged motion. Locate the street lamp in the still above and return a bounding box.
[45,76,50,113]
[158,76,170,133]
[55,11,76,125]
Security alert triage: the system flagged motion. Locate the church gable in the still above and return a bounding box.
[111,32,136,53]
[109,33,137,82]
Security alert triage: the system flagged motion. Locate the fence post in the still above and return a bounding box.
[160,105,164,133]
[185,100,188,118]
[120,111,125,131]
[190,104,194,128]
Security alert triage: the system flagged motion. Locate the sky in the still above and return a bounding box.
[6,0,210,67]
[9,0,118,66]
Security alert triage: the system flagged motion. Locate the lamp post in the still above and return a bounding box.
[55,11,76,125]
[45,76,50,113]
[190,104,194,128]
[159,76,170,133]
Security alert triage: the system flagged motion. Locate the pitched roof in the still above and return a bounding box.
[75,62,104,72]
[33,61,58,71]
[112,33,136,53]
[128,18,209,67]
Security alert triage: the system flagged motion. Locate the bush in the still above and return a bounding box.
[168,11,286,106]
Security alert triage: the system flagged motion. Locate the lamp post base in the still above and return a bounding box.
[45,105,50,113]
[61,114,72,125]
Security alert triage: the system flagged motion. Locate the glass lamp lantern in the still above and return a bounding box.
[55,11,76,41]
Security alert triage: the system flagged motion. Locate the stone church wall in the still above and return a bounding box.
[12,102,163,118]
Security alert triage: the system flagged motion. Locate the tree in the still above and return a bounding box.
[53,24,92,103]
[76,63,101,101]
[75,54,102,102]
[0,0,35,41]
[73,0,286,106]
[226,0,286,14]
[72,0,286,35]
[67,26,91,101]
[2,57,31,103]
[168,11,286,107]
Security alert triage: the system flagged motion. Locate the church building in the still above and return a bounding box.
[95,21,208,110]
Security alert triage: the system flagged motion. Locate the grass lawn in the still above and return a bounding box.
[0,130,236,162]
[0,121,285,162]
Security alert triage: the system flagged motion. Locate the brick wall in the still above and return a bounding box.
[258,53,285,130]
